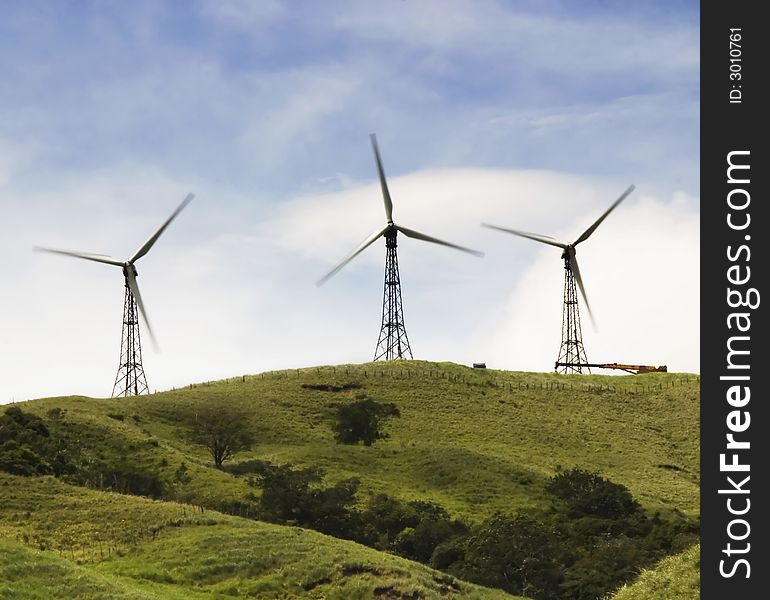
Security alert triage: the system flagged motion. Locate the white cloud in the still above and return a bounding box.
[0,2,698,402]
[0,166,698,402]
[481,190,699,373]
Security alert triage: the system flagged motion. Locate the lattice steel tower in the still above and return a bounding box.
[374,229,413,361]
[113,272,150,396]
[36,193,194,396]
[556,254,589,374]
[316,134,483,358]
[482,184,635,374]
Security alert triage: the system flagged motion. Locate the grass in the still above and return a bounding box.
[608,545,700,600]
[0,538,156,599]
[4,360,700,599]
[20,361,698,519]
[0,473,519,599]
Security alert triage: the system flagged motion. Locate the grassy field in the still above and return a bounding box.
[2,360,699,598]
[0,473,519,599]
[609,545,700,600]
[0,538,157,600]
[19,361,699,518]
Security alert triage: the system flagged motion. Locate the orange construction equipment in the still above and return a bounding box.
[595,363,667,374]
[555,362,668,374]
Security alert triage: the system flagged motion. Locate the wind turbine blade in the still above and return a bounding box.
[130,192,194,263]
[573,184,635,246]
[570,255,596,330]
[397,225,484,257]
[370,134,393,222]
[33,246,124,267]
[481,223,567,249]
[126,269,158,350]
[316,225,389,286]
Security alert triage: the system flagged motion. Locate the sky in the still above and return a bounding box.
[0,0,699,402]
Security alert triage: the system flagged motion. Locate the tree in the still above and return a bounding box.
[545,468,640,519]
[0,407,54,476]
[332,398,400,446]
[0,440,52,476]
[459,514,567,600]
[188,405,254,467]
[249,462,360,538]
[392,501,467,563]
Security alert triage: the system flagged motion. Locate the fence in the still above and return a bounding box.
[175,365,700,396]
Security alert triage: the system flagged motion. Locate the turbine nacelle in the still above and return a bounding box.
[35,192,194,350]
[317,134,482,286]
[481,184,635,329]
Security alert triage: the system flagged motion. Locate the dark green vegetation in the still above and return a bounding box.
[0,361,699,599]
[332,396,401,446]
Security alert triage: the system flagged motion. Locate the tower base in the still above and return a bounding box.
[112,279,149,396]
[555,259,589,374]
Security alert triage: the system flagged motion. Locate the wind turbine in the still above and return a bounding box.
[35,193,194,396]
[482,185,635,374]
[318,134,483,361]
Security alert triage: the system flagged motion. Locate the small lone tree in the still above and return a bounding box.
[333,397,400,446]
[188,405,254,467]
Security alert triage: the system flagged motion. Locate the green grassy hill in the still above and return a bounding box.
[609,545,700,600]
[2,361,700,599]
[20,361,699,517]
[0,473,518,599]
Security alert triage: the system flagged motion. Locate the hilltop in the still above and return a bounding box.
[1,361,699,599]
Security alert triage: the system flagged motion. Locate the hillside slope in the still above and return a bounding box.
[20,361,700,519]
[0,473,519,600]
[0,538,155,600]
[609,545,700,600]
[4,361,699,599]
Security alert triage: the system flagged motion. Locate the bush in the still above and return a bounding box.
[0,408,55,477]
[355,494,467,562]
[359,493,419,543]
[332,398,400,446]
[394,517,465,563]
[560,535,643,600]
[459,514,567,600]
[0,440,53,476]
[1,407,50,440]
[431,537,466,570]
[249,462,359,537]
[251,463,323,523]
[546,468,640,519]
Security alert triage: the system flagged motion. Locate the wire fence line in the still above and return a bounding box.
[177,365,700,396]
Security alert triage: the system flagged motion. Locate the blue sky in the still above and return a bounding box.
[0,1,699,400]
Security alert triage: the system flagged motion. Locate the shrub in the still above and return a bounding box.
[459,514,567,600]
[249,462,359,537]
[332,398,400,446]
[546,468,640,519]
[0,440,53,476]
